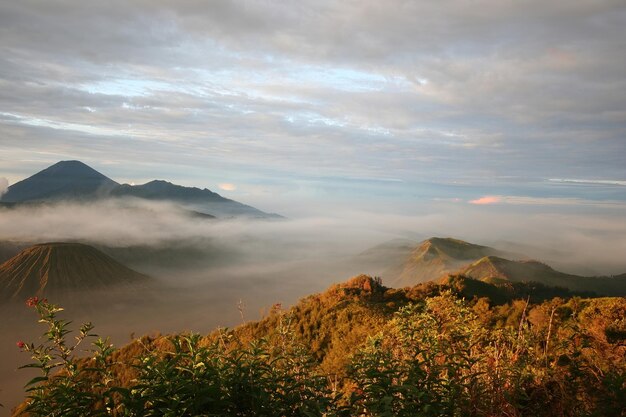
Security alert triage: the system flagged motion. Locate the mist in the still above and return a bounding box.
[1,197,626,278]
[0,178,8,198]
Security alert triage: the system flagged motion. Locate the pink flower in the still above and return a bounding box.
[16,341,25,349]
[26,297,40,307]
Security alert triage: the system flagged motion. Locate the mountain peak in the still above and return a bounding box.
[425,237,470,245]
[1,160,118,203]
[145,179,173,186]
[0,242,149,299]
[50,159,92,169]
[38,160,114,179]
[461,256,565,286]
[392,237,502,287]
[422,237,488,252]
[2,161,280,218]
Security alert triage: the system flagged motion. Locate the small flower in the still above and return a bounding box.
[25,297,48,307]
[16,341,26,349]
[26,297,39,307]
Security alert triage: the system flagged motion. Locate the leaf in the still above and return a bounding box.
[25,376,49,387]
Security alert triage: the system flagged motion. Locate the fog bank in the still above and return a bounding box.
[1,198,625,275]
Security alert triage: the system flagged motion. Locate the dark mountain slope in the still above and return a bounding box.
[1,161,118,202]
[111,180,280,218]
[1,161,280,218]
[112,180,227,202]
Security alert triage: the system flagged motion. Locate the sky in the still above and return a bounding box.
[0,0,625,216]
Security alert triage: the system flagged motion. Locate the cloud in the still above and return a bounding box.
[0,1,625,207]
[1,2,625,401]
[1,198,626,275]
[468,194,626,208]
[0,177,8,197]
[548,178,626,186]
[469,196,501,205]
[218,183,236,191]
[499,196,626,207]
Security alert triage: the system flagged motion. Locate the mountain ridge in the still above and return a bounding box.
[1,161,280,218]
[360,237,626,295]
[112,180,227,202]
[459,255,626,295]
[391,237,507,286]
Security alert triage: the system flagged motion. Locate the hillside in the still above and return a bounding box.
[221,274,604,375]
[462,256,567,285]
[1,161,118,203]
[0,242,149,300]
[391,237,505,286]
[461,255,626,295]
[90,275,610,384]
[11,275,625,416]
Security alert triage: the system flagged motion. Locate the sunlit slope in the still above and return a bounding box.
[392,237,504,286]
[98,274,625,393]
[461,255,626,295]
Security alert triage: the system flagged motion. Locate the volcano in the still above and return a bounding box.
[1,160,281,218]
[1,160,119,203]
[0,242,149,300]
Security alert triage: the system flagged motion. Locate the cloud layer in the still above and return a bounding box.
[1,198,625,275]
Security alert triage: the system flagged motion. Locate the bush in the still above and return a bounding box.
[13,291,626,417]
[15,299,339,417]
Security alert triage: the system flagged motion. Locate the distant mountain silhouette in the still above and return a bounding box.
[112,180,280,218]
[459,255,626,296]
[391,237,506,287]
[1,161,281,218]
[1,161,119,202]
[0,242,149,300]
[112,180,226,202]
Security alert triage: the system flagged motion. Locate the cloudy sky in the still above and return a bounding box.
[0,0,625,215]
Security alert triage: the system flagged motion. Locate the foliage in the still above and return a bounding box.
[15,297,115,417]
[15,300,339,417]
[12,278,626,417]
[349,293,486,416]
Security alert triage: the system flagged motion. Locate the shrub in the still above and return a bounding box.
[13,289,626,417]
